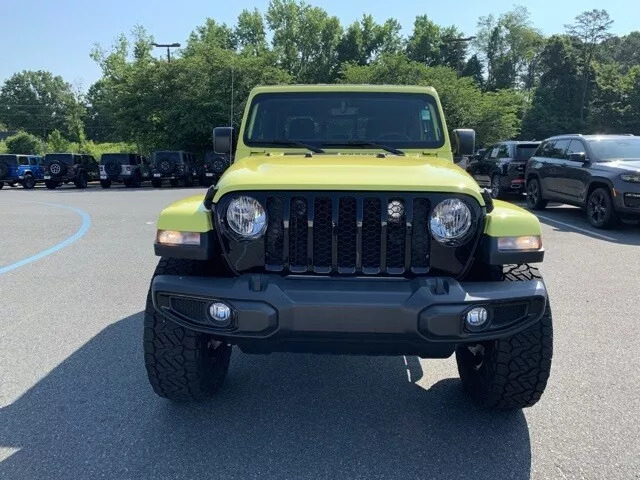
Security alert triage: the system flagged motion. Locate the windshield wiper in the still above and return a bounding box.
[267,140,325,154]
[322,140,405,156]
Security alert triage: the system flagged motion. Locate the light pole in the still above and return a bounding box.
[152,42,181,62]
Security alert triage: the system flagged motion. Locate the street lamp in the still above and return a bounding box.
[152,42,181,62]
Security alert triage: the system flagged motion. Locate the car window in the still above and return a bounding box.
[549,139,570,159]
[566,140,586,157]
[515,143,540,161]
[29,157,38,165]
[587,137,640,161]
[18,157,29,166]
[488,146,499,159]
[497,144,510,158]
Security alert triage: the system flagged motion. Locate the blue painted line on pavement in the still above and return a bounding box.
[0,201,92,275]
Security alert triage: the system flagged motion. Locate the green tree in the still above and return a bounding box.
[521,35,584,139]
[46,130,70,152]
[336,15,402,66]
[565,9,614,121]
[0,71,83,140]
[475,6,543,90]
[461,54,484,87]
[236,9,267,55]
[267,0,343,83]
[184,19,237,56]
[5,131,45,154]
[406,15,441,65]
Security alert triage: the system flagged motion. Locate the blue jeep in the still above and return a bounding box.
[0,154,45,189]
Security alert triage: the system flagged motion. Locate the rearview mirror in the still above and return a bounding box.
[568,152,588,163]
[452,129,476,157]
[213,127,237,155]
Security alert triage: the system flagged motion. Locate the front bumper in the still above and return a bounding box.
[151,274,548,357]
[614,184,640,218]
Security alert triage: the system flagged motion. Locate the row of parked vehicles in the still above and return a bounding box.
[0,150,231,190]
[465,134,640,229]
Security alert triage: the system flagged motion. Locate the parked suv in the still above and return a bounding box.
[0,154,44,189]
[150,151,198,188]
[467,141,540,199]
[200,150,232,187]
[99,153,150,188]
[145,85,553,411]
[526,134,640,229]
[43,153,99,189]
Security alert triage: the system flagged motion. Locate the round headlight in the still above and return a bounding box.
[429,198,472,245]
[226,196,267,239]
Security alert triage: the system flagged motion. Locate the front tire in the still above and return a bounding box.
[100,180,112,189]
[151,179,162,188]
[490,174,504,200]
[74,172,89,189]
[456,264,553,410]
[144,258,232,401]
[586,187,618,229]
[526,177,548,210]
[45,180,58,190]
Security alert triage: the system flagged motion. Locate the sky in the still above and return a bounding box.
[2,0,637,90]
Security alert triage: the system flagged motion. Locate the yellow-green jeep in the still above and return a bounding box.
[145,85,552,410]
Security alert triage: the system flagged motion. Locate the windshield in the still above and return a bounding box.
[45,153,74,164]
[244,92,444,151]
[588,137,640,161]
[515,144,540,161]
[0,155,18,166]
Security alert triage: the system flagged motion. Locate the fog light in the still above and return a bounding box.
[466,307,488,328]
[209,302,232,326]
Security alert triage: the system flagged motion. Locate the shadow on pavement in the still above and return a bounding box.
[0,313,531,480]
[534,205,640,246]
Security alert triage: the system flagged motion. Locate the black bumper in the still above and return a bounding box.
[151,274,548,357]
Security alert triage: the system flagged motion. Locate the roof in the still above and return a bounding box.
[250,84,439,96]
[546,134,636,141]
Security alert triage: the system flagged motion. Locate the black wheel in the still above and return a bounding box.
[586,187,618,229]
[74,172,89,189]
[0,162,9,178]
[526,177,548,210]
[22,174,36,189]
[144,258,232,401]
[45,180,58,190]
[132,172,142,188]
[490,174,504,200]
[151,179,162,188]
[100,179,112,189]
[456,264,553,410]
[169,179,180,188]
[0,182,3,190]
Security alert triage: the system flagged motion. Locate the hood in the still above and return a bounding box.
[214,154,484,204]
[593,159,640,174]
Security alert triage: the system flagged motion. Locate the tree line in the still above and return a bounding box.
[1,2,638,156]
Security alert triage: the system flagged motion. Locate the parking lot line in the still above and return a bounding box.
[0,202,91,275]
[535,213,617,242]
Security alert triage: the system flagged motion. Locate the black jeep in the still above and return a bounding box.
[150,151,198,188]
[467,141,540,199]
[526,134,640,229]
[43,153,99,189]
[99,153,150,188]
[200,150,232,187]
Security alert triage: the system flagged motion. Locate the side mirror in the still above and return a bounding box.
[213,127,237,155]
[568,152,588,163]
[452,129,476,157]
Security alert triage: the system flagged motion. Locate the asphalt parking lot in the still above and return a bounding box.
[0,185,639,480]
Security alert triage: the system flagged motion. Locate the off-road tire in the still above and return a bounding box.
[0,182,3,189]
[100,180,112,189]
[22,174,36,189]
[456,264,553,410]
[45,180,58,190]
[526,178,548,210]
[586,187,618,229]
[0,162,8,178]
[144,258,232,401]
[74,171,89,189]
[169,178,180,188]
[151,179,162,188]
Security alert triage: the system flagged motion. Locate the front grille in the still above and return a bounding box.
[263,194,435,275]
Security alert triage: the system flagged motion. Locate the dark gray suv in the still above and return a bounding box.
[526,134,640,229]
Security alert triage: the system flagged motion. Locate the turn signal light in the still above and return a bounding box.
[497,236,542,251]
[156,230,201,246]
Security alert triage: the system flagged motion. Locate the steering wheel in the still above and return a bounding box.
[376,133,412,141]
